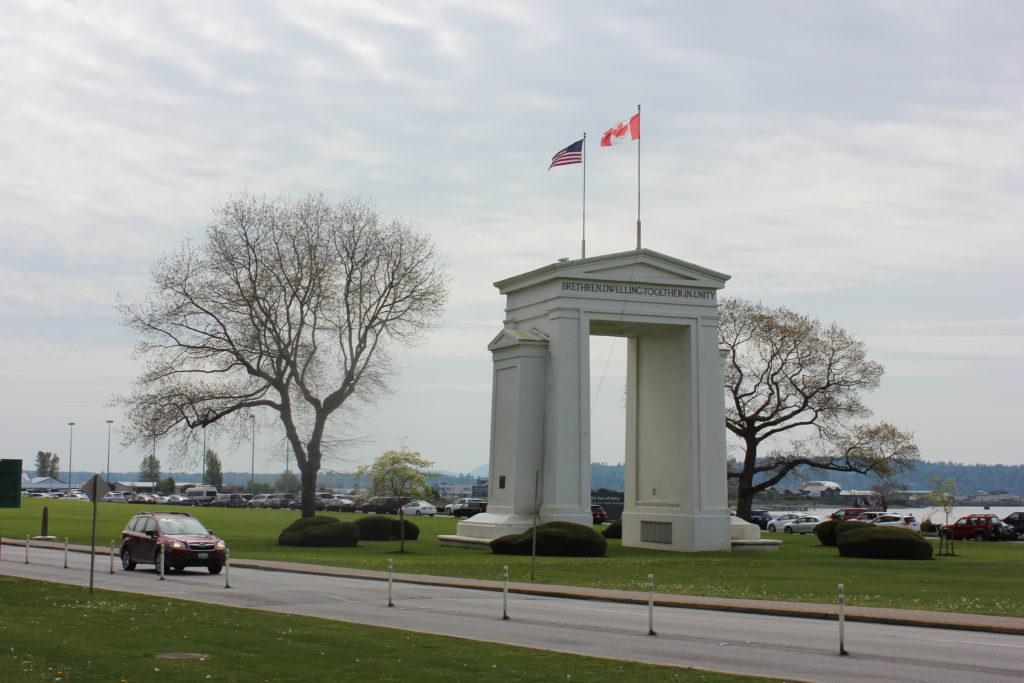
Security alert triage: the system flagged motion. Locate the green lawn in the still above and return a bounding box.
[0,576,763,682]
[3,498,1022,616]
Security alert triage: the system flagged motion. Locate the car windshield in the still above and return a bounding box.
[159,518,209,535]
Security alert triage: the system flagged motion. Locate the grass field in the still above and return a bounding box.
[3,498,1022,616]
[0,576,764,682]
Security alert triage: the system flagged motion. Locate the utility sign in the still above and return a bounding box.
[83,474,111,502]
[0,459,22,508]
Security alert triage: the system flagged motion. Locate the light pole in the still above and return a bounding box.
[249,414,256,494]
[201,428,207,486]
[105,420,113,484]
[67,422,75,489]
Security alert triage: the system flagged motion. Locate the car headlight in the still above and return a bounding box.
[168,541,186,549]
[215,540,226,549]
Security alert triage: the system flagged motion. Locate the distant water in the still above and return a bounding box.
[769,505,1021,525]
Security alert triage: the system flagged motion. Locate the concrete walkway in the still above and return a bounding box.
[5,536,1022,636]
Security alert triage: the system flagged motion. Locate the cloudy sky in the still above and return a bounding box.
[2,1,1021,480]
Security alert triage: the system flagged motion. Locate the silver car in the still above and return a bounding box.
[782,515,827,534]
[871,514,921,532]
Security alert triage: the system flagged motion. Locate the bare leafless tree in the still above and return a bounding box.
[720,299,919,521]
[117,193,449,516]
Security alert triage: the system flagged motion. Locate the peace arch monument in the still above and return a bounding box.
[441,248,765,553]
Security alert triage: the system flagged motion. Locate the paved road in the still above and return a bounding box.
[3,545,1023,682]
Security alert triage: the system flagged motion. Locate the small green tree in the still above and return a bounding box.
[927,475,958,555]
[365,448,437,552]
[275,471,300,493]
[157,476,176,495]
[34,451,60,479]
[139,453,161,483]
[203,448,223,489]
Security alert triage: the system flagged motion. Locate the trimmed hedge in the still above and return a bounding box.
[354,515,420,541]
[355,515,397,541]
[491,521,607,557]
[602,519,622,539]
[815,519,873,546]
[836,526,933,560]
[278,516,360,547]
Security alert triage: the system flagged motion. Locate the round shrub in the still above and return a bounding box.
[278,516,359,547]
[836,526,933,560]
[602,519,622,539]
[491,521,607,557]
[355,515,396,541]
[392,518,420,541]
[815,519,873,546]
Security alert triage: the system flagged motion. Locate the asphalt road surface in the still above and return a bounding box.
[3,546,1022,682]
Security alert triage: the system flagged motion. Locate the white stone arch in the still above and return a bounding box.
[449,249,734,552]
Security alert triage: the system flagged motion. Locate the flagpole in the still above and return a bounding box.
[582,132,587,259]
[636,103,641,250]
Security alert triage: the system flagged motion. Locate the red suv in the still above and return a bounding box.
[939,513,1018,542]
[120,511,227,574]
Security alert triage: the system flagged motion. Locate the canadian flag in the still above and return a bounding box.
[600,113,640,146]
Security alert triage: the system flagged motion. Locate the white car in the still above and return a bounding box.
[401,500,437,516]
[855,511,887,522]
[782,515,827,535]
[871,514,921,532]
[766,513,801,532]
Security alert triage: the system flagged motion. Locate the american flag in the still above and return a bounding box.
[549,139,584,169]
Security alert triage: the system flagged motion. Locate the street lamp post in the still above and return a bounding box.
[67,422,75,489]
[105,420,114,484]
[249,414,256,494]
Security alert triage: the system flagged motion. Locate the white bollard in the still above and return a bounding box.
[110,541,116,573]
[838,583,848,656]
[647,573,657,636]
[64,537,69,568]
[387,558,394,607]
[224,551,231,589]
[502,565,510,620]
[158,544,166,580]
[25,535,30,564]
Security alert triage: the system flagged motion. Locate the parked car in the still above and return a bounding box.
[766,513,801,532]
[444,498,485,516]
[871,514,921,532]
[452,500,488,518]
[1002,511,1024,535]
[781,515,827,535]
[163,495,190,506]
[211,493,246,508]
[357,497,403,514]
[830,507,881,521]
[855,511,888,522]
[247,493,272,508]
[591,505,608,524]
[102,492,130,503]
[939,514,1017,541]
[128,493,157,504]
[120,511,227,574]
[289,496,325,511]
[401,500,437,516]
[183,486,218,507]
[269,493,295,509]
[747,510,771,529]
[324,497,356,512]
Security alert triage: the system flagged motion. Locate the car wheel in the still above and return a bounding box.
[768,524,776,532]
[415,510,422,515]
[974,531,986,542]
[120,546,136,571]
[174,565,185,573]
[784,526,793,534]
[208,564,222,575]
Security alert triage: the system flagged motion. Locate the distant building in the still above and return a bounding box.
[802,481,842,498]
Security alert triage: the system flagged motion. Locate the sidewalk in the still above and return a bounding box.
[6,536,1020,636]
